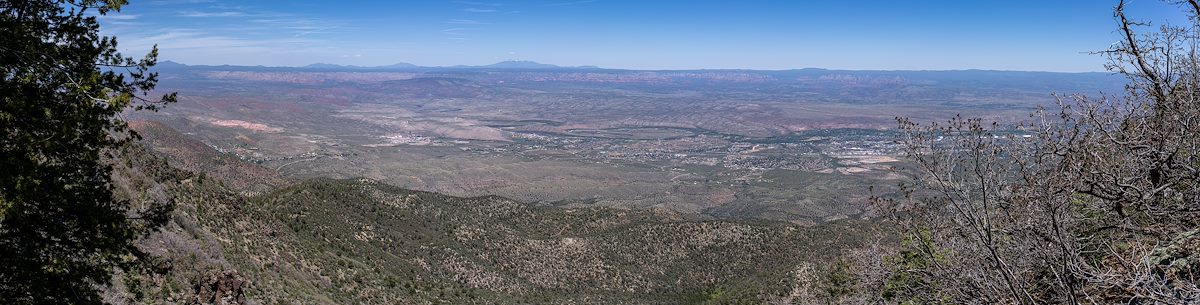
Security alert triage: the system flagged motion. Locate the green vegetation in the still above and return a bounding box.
[0,0,175,303]
[101,125,887,304]
[222,178,880,303]
[881,230,949,305]
[10,0,1184,304]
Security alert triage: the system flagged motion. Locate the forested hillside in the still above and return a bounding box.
[105,122,885,304]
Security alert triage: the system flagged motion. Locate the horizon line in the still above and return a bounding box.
[157,60,1113,74]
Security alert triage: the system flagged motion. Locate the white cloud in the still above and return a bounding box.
[446,19,487,25]
[179,11,245,17]
[246,18,343,37]
[98,14,139,20]
[441,28,470,36]
[454,1,504,6]
[148,0,216,5]
[545,0,597,7]
[115,28,323,59]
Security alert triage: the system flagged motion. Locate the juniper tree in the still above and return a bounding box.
[0,0,175,303]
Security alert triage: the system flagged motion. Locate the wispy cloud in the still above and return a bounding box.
[441,28,470,36]
[179,11,245,17]
[464,8,498,13]
[248,18,343,37]
[292,26,335,37]
[454,1,504,6]
[103,2,363,66]
[445,19,487,25]
[148,0,216,5]
[98,14,139,20]
[545,0,597,7]
[104,20,142,27]
[120,28,324,54]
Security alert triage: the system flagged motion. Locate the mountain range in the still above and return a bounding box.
[157,60,1109,75]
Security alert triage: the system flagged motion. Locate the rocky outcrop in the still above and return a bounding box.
[190,270,248,305]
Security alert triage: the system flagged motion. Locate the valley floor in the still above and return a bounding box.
[104,122,890,304]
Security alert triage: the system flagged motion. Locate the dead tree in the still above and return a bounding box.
[874,1,1200,304]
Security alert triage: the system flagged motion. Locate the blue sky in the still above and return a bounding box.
[99,0,1187,71]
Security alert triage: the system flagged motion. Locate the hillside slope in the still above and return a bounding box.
[105,121,884,304]
[129,120,286,196]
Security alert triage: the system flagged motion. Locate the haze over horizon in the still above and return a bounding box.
[156,59,1126,73]
[102,0,1186,72]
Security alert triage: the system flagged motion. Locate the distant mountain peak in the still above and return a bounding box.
[303,62,346,69]
[157,60,187,67]
[482,60,562,69]
[379,62,419,68]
